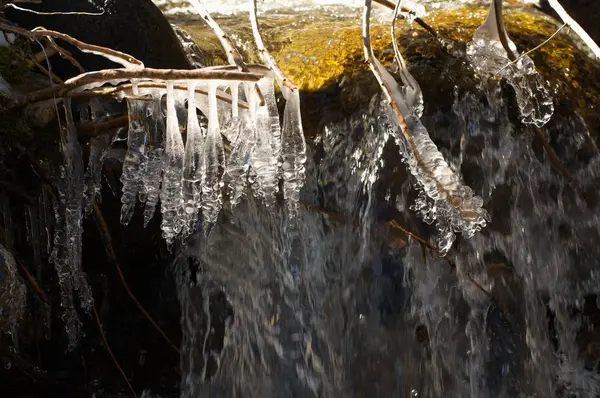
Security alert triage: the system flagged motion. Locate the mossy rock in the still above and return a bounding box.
[0,37,32,87]
[176,4,600,137]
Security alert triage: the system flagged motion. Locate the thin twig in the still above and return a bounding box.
[497,22,568,75]
[187,0,265,104]
[92,304,137,398]
[249,0,297,91]
[546,0,600,59]
[30,54,63,84]
[77,115,128,139]
[41,36,86,73]
[15,256,50,303]
[93,203,181,355]
[373,0,438,38]
[0,22,143,69]
[6,3,105,16]
[534,126,572,181]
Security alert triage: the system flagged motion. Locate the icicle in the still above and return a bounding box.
[251,78,279,205]
[280,88,307,213]
[225,82,253,209]
[467,0,554,127]
[202,82,225,232]
[47,98,94,349]
[120,98,149,224]
[160,83,185,245]
[49,189,79,349]
[84,134,110,216]
[182,82,206,237]
[142,93,166,227]
[0,243,27,339]
[61,98,93,311]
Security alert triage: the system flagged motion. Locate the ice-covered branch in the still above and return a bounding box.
[6,67,263,110]
[249,0,307,212]
[363,0,489,254]
[467,0,554,128]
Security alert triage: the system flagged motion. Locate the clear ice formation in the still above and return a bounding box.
[280,88,307,210]
[225,83,254,209]
[225,83,252,209]
[251,78,280,205]
[201,82,225,231]
[49,98,94,349]
[143,93,166,227]
[108,74,306,242]
[120,97,149,225]
[182,82,205,237]
[160,83,185,245]
[466,0,554,128]
[365,3,489,255]
[84,134,111,216]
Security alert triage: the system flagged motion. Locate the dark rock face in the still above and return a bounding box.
[539,0,600,43]
[4,0,191,78]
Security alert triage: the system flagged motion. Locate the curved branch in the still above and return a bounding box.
[492,0,517,61]
[374,0,437,38]
[249,0,298,91]
[187,0,265,104]
[0,22,144,69]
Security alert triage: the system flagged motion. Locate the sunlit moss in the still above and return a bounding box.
[177,5,600,132]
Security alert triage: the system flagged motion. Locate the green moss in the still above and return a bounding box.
[0,44,31,85]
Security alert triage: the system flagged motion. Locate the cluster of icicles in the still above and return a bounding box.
[116,77,306,244]
[466,0,554,128]
[363,0,554,255]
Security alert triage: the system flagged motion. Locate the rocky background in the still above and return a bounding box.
[0,0,599,397]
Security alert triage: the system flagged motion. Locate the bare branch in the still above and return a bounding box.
[492,0,517,61]
[0,22,144,69]
[249,0,297,91]
[373,0,437,38]
[187,0,265,104]
[92,304,137,397]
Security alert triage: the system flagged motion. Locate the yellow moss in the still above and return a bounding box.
[177,5,600,129]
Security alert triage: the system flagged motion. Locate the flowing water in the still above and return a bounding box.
[174,74,600,398]
[160,2,599,396]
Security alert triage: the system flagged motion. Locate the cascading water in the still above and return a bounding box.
[172,5,600,398]
[2,0,599,396]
